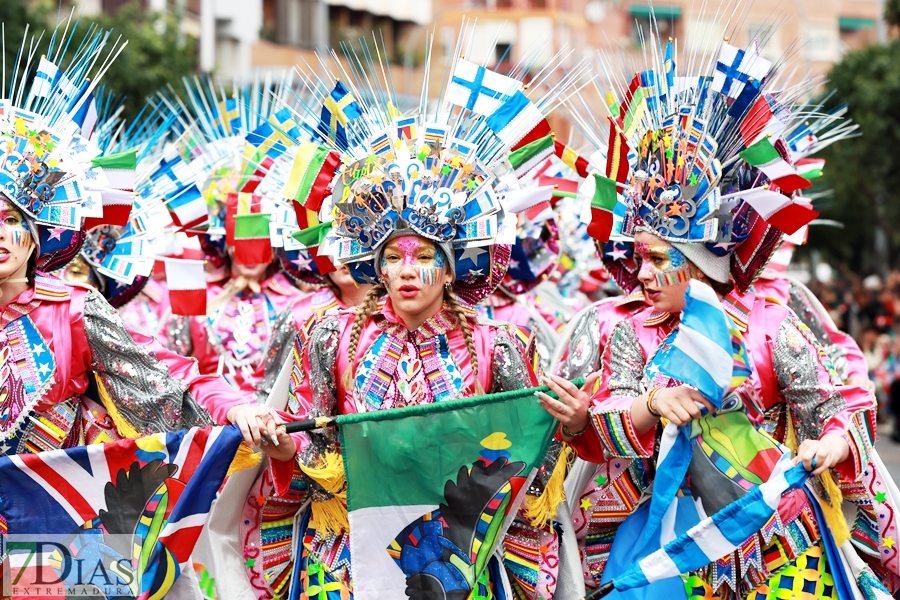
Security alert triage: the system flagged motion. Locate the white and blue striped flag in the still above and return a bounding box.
[638,280,751,549]
[598,456,811,596]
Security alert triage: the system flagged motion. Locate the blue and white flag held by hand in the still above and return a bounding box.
[638,280,752,549]
[587,456,812,599]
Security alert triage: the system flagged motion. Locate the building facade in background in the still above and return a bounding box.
[73,0,885,84]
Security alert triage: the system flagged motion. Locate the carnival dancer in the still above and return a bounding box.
[237,35,587,599]
[0,25,283,461]
[250,255,373,402]
[538,30,899,598]
[160,79,312,391]
[478,217,563,370]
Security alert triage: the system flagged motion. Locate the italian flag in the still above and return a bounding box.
[739,137,811,193]
[509,134,555,178]
[91,150,137,190]
[340,389,558,599]
[735,187,818,235]
[233,213,273,265]
[794,158,825,180]
[282,141,340,212]
[85,150,137,228]
[582,173,618,241]
[165,258,207,316]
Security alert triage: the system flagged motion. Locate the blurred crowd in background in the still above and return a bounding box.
[805,267,900,439]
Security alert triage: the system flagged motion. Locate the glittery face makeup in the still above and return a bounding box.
[635,241,691,287]
[380,235,447,289]
[0,200,32,247]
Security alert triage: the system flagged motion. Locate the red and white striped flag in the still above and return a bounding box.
[165,258,207,316]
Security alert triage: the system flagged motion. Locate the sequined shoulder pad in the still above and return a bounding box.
[489,328,535,392]
[489,321,534,359]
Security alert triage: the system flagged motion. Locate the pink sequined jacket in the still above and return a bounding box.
[0,274,245,457]
[271,298,540,493]
[753,275,867,383]
[566,289,886,593]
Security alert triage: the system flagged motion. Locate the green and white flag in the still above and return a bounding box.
[339,390,559,599]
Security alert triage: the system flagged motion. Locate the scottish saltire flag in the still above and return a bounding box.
[711,42,772,99]
[319,81,363,148]
[0,426,244,600]
[608,456,811,593]
[340,391,558,599]
[446,59,523,115]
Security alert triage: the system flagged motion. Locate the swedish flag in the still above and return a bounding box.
[319,80,363,148]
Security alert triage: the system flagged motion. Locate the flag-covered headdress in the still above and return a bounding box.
[574,19,856,291]
[0,20,132,272]
[137,75,327,284]
[286,27,586,304]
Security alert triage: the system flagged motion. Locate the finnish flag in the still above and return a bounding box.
[711,42,772,99]
[446,59,522,115]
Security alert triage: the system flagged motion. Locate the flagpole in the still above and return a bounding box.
[281,377,586,433]
[583,582,616,600]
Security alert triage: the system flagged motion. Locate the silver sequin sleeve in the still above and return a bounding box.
[603,320,645,399]
[84,290,215,433]
[165,315,194,358]
[253,303,300,404]
[490,331,535,393]
[772,314,845,444]
[556,305,602,379]
[785,280,850,381]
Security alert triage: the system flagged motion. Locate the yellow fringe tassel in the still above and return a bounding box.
[785,409,850,545]
[524,442,573,527]
[298,451,350,536]
[819,469,851,546]
[96,377,142,439]
[228,444,263,476]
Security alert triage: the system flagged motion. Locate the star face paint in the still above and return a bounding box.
[380,235,447,289]
[635,241,692,287]
[0,199,32,247]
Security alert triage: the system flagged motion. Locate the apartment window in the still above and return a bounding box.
[629,5,680,44]
[805,22,839,62]
[745,21,782,62]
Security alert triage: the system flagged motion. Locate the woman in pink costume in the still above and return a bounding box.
[0,60,286,460]
[540,31,899,598]
[235,50,570,594]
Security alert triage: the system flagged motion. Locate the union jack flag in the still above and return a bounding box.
[0,426,244,600]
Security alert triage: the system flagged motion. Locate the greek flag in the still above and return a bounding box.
[610,456,811,592]
[638,280,751,549]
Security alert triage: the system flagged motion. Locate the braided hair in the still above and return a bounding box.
[340,286,484,396]
[342,284,386,392]
[443,288,484,395]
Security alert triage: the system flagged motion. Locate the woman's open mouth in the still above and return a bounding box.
[399,285,419,299]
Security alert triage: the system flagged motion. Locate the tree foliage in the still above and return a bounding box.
[812,40,900,273]
[1,0,196,122]
[887,0,900,29]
